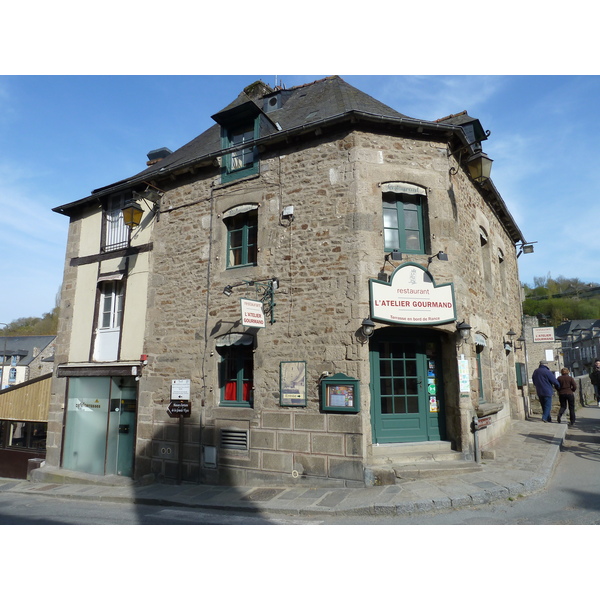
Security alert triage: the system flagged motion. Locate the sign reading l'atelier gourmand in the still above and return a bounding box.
[370,262,456,325]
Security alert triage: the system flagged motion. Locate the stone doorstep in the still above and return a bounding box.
[31,466,135,488]
[370,441,467,465]
[365,458,482,486]
[391,461,483,482]
[367,440,481,483]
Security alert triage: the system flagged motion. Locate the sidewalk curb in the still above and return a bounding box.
[0,421,568,519]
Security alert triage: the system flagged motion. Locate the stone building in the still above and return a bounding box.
[44,76,529,487]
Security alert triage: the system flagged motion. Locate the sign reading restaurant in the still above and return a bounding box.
[532,326,555,343]
[241,298,266,328]
[370,263,456,325]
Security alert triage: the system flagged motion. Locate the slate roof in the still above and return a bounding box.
[0,336,55,366]
[52,76,525,243]
[555,320,600,338]
[89,77,417,195]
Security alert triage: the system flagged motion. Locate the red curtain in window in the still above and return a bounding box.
[224,382,237,401]
[242,382,252,402]
[224,382,251,402]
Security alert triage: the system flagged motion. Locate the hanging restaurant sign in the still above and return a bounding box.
[241,298,266,328]
[369,262,456,325]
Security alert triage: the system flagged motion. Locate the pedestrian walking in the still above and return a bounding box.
[532,360,560,423]
[557,367,577,425]
[589,359,600,407]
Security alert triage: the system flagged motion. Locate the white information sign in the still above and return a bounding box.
[533,326,555,343]
[458,359,471,393]
[370,263,456,325]
[171,379,191,400]
[241,298,266,328]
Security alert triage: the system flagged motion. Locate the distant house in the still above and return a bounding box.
[0,335,55,389]
[555,319,600,376]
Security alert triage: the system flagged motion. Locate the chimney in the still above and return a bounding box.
[146,147,172,166]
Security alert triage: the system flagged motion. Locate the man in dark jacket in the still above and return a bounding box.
[532,360,560,423]
[589,359,600,406]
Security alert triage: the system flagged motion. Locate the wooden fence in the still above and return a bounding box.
[0,373,51,422]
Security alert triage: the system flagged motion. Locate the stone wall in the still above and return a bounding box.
[135,126,525,485]
[48,120,527,487]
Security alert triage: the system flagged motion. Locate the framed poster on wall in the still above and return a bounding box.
[280,361,307,406]
[321,373,360,413]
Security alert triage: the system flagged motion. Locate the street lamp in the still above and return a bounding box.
[121,200,144,229]
[466,150,493,184]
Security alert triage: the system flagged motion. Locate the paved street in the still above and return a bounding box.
[355,404,600,524]
[1,406,599,525]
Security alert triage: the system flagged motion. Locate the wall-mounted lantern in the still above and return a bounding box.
[122,200,144,229]
[466,150,493,184]
[456,320,472,342]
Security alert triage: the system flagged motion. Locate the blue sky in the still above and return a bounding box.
[1,74,600,324]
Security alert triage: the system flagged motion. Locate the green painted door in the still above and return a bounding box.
[370,330,445,444]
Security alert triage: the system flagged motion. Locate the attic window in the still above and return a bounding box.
[221,119,259,183]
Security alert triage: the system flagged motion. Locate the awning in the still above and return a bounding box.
[97,272,125,283]
[222,204,258,219]
[475,333,487,346]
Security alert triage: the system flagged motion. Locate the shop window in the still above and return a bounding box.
[225,209,258,268]
[218,343,254,407]
[221,120,259,183]
[0,421,47,450]
[102,192,132,252]
[383,192,426,254]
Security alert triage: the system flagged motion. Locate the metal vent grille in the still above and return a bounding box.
[220,429,248,450]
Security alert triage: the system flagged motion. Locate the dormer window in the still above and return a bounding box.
[222,119,259,183]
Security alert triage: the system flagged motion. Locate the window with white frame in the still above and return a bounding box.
[103,192,132,252]
[100,280,124,330]
[93,278,124,362]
